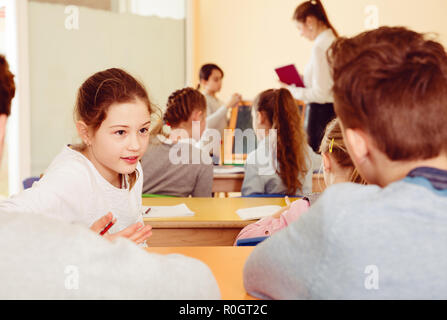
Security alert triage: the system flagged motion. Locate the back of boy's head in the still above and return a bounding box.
[74,68,152,130]
[163,87,206,127]
[329,26,447,161]
[0,55,16,117]
[320,118,366,184]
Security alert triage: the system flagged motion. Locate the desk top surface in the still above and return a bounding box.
[146,246,256,300]
[142,197,288,226]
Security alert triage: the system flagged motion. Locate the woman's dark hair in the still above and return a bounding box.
[293,0,339,37]
[197,64,224,90]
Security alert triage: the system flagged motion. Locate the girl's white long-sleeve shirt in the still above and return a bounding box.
[0,145,144,233]
[288,29,336,104]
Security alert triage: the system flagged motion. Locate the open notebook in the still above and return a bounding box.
[236,205,282,221]
[142,204,195,218]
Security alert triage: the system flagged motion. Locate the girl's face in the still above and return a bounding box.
[296,17,317,41]
[201,69,223,94]
[251,106,272,139]
[86,99,151,186]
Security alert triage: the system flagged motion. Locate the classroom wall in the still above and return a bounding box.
[28,2,185,176]
[193,0,447,103]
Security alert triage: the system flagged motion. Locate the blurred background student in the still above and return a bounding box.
[141,88,213,197]
[241,88,313,196]
[197,63,242,137]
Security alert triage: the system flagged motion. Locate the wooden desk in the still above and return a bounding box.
[143,197,288,247]
[213,171,325,194]
[212,173,244,193]
[146,246,256,300]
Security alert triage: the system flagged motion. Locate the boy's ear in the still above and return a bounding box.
[76,121,91,146]
[344,128,368,165]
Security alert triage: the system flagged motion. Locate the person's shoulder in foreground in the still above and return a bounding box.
[243,180,447,299]
[0,210,220,299]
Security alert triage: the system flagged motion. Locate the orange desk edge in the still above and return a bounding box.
[146,246,256,300]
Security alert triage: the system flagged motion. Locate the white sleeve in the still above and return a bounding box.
[0,211,221,299]
[241,162,265,196]
[288,46,334,104]
[206,105,228,129]
[0,164,90,223]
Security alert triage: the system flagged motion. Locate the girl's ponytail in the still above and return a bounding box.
[255,88,309,195]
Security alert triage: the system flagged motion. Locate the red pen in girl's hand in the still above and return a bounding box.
[100,220,115,236]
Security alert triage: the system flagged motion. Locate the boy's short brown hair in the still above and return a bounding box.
[0,55,15,116]
[328,26,447,161]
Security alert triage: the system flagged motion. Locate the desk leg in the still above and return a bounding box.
[147,228,242,247]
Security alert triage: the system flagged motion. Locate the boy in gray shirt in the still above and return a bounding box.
[243,27,447,299]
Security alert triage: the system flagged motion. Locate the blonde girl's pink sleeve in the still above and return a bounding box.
[279,199,310,227]
[234,199,310,245]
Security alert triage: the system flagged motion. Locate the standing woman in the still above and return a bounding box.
[287,0,338,153]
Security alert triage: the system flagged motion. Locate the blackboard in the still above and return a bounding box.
[230,102,257,155]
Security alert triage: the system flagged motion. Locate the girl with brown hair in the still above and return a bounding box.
[0,68,153,245]
[284,0,338,153]
[141,87,213,197]
[241,88,313,196]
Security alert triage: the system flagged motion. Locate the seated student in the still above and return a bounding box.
[141,87,213,197]
[234,118,365,244]
[241,88,313,196]
[0,68,153,244]
[0,55,220,299]
[243,27,447,299]
[197,63,242,137]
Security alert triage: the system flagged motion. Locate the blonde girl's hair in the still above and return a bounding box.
[319,118,367,184]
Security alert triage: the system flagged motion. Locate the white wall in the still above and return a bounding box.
[28,2,185,175]
[193,0,447,102]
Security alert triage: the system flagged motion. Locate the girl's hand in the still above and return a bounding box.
[90,212,153,245]
[226,93,242,109]
[271,204,291,219]
[271,197,292,219]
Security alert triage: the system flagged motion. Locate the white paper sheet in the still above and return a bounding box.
[236,205,282,221]
[142,204,195,218]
